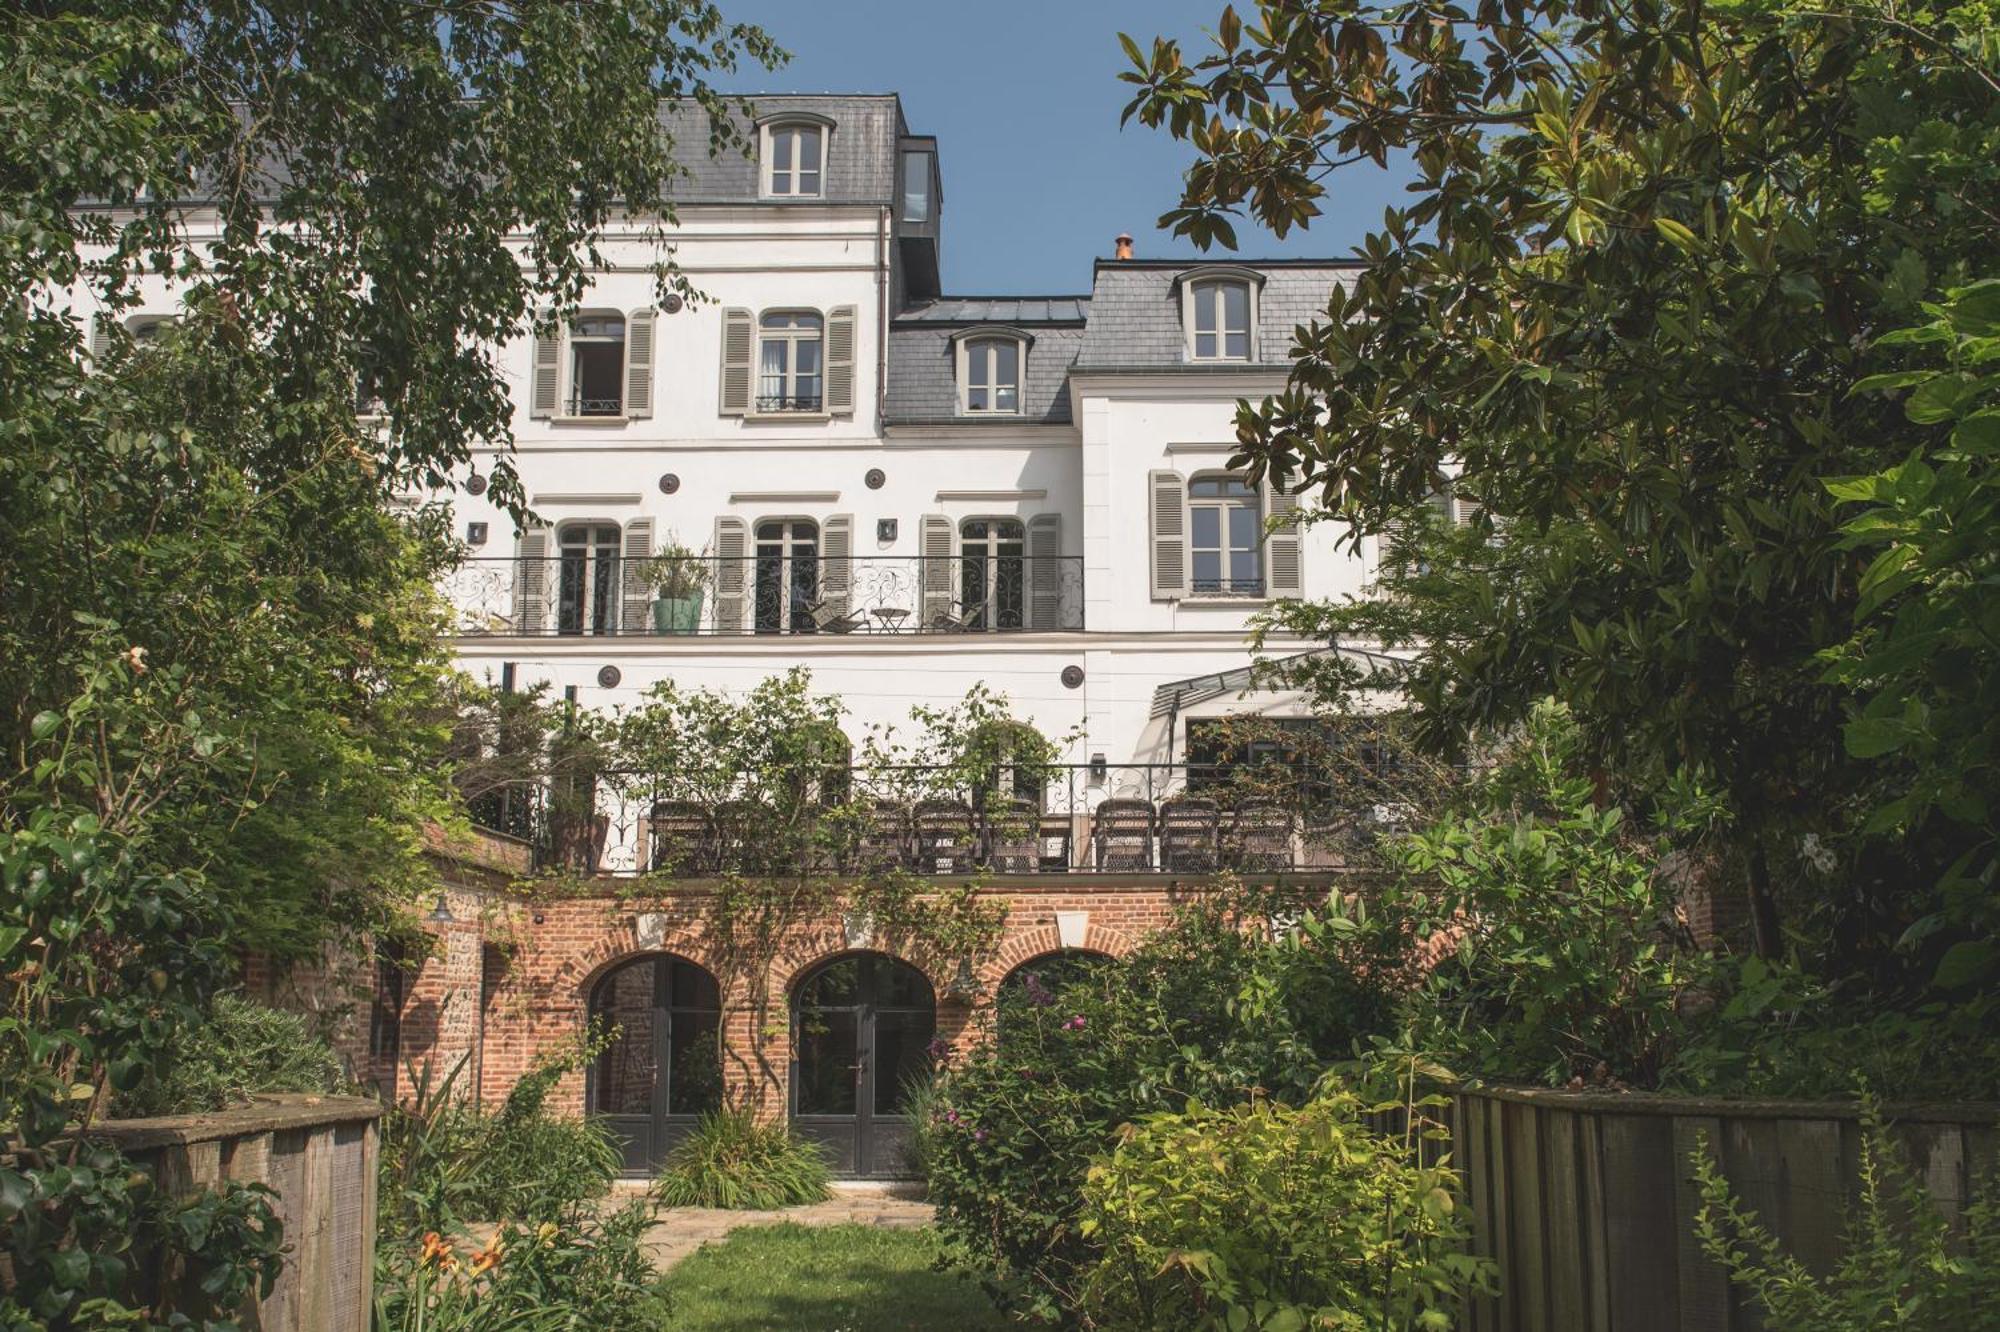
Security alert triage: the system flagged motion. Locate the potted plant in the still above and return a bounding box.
[648,537,712,634]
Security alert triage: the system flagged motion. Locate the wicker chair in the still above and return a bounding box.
[1091,798,1156,871]
[983,797,1041,874]
[912,799,978,873]
[1224,800,1294,871]
[1158,796,1221,872]
[851,799,911,873]
[712,800,763,873]
[647,801,718,876]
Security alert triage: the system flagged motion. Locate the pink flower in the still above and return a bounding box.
[1064,1015,1087,1031]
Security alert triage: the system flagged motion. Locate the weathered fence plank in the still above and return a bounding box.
[86,1094,381,1332]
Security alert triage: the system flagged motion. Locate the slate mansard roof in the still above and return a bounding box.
[883,296,1088,426]
[657,94,911,204]
[1074,259,1358,371]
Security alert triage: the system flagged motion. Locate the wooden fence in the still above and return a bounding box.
[91,1093,382,1332]
[1440,1085,2000,1332]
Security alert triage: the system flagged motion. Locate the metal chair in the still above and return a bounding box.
[913,799,978,873]
[1224,800,1294,871]
[647,801,718,876]
[983,797,1041,874]
[1092,798,1156,871]
[807,599,867,634]
[1158,796,1221,872]
[713,800,763,873]
[852,799,911,873]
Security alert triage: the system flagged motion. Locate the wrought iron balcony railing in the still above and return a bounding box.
[755,392,823,413]
[442,554,1086,637]
[470,759,1440,878]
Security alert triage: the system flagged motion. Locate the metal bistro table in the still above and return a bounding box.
[869,607,911,633]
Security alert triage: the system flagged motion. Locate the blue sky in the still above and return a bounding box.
[713,0,1417,295]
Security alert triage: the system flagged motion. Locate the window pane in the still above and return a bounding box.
[967,384,988,411]
[794,1009,857,1115]
[1227,503,1259,552]
[994,342,1018,387]
[995,384,1018,411]
[667,1010,721,1115]
[1193,550,1222,587]
[1196,331,1216,358]
[1231,547,1262,589]
[798,128,822,172]
[759,339,787,396]
[901,150,930,222]
[798,168,820,195]
[772,130,793,173]
[1223,282,1249,332]
[967,346,990,389]
[873,1009,936,1116]
[1195,285,1217,334]
[1191,507,1221,547]
[796,338,821,374]
[1225,330,1249,358]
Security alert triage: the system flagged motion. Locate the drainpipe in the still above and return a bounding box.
[875,205,890,429]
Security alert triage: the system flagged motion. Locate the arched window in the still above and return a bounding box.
[1000,950,1112,1009]
[1183,276,1255,361]
[567,312,626,416]
[792,953,936,1178]
[588,954,723,1173]
[959,335,1023,414]
[762,121,827,198]
[757,311,824,413]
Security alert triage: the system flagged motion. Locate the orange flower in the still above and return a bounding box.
[470,1234,505,1274]
[418,1232,453,1268]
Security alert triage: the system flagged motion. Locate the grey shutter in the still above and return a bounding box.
[531,313,560,419]
[620,518,654,634]
[514,528,551,634]
[825,305,857,414]
[719,308,754,416]
[713,516,749,632]
[920,514,955,626]
[1028,513,1064,629]
[1264,475,1304,597]
[1149,470,1189,601]
[625,308,655,419]
[89,314,113,360]
[821,514,853,616]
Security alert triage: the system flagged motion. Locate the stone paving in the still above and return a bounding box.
[631,1187,936,1271]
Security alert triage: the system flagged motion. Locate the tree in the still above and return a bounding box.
[1121,0,2000,968]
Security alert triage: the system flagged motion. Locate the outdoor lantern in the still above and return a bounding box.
[427,892,455,925]
[949,956,978,1000]
[1089,752,1107,787]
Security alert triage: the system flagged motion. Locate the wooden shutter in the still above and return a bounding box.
[514,528,552,634]
[1149,470,1189,601]
[719,308,754,416]
[713,516,749,632]
[920,514,955,626]
[1264,474,1304,597]
[89,314,113,360]
[625,308,656,419]
[620,518,654,633]
[1028,513,1064,629]
[531,312,560,419]
[821,514,853,616]
[825,305,857,414]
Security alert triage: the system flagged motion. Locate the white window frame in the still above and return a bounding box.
[761,120,828,199]
[957,516,1028,631]
[1188,472,1264,597]
[753,516,820,633]
[564,311,627,418]
[126,315,171,345]
[956,332,1026,415]
[756,310,825,414]
[554,520,624,635]
[1180,271,1260,362]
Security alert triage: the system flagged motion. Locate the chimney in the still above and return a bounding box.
[1114,233,1133,261]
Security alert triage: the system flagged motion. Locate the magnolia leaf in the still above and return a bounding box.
[1932,941,1996,991]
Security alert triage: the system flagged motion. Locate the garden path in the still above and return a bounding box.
[624,1187,935,1270]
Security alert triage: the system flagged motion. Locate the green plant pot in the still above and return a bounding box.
[653,593,703,634]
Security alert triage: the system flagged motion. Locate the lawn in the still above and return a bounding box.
[656,1223,1011,1331]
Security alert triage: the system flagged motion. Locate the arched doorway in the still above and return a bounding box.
[998,949,1113,1029]
[791,953,935,1178]
[587,954,723,1174]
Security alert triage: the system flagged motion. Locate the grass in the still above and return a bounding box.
[655,1223,1010,1331]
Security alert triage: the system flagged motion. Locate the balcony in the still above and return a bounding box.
[471,760,1437,879]
[442,554,1086,637]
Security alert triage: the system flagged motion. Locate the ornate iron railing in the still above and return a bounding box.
[441,554,1087,637]
[478,760,1438,878]
[755,392,823,413]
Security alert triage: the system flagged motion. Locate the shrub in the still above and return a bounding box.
[922,887,1405,1322]
[113,993,346,1118]
[652,1109,831,1210]
[1078,1092,1493,1331]
[1694,1100,2000,1329]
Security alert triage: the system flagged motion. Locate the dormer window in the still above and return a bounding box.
[958,333,1024,414]
[1187,277,1252,361]
[762,121,826,198]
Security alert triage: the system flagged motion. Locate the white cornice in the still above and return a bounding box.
[935,489,1047,502]
[728,490,841,503]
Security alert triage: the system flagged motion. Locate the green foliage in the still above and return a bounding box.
[1078,1092,1491,1331]
[1384,702,1709,1089]
[113,995,345,1119]
[1694,1100,2000,1328]
[920,887,1405,1322]
[1124,0,2000,975]
[651,1110,832,1211]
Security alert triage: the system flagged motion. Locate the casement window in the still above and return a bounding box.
[900,148,933,223]
[1189,476,1263,595]
[959,335,1023,414]
[762,121,826,198]
[754,519,820,632]
[513,518,653,635]
[556,523,623,634]
[960,519,1026,630]
[528,307,656,422]
[757,312,824,413]
[1188,279,1252,360]
[1148,468,1303,601]
[720,307,855,417]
